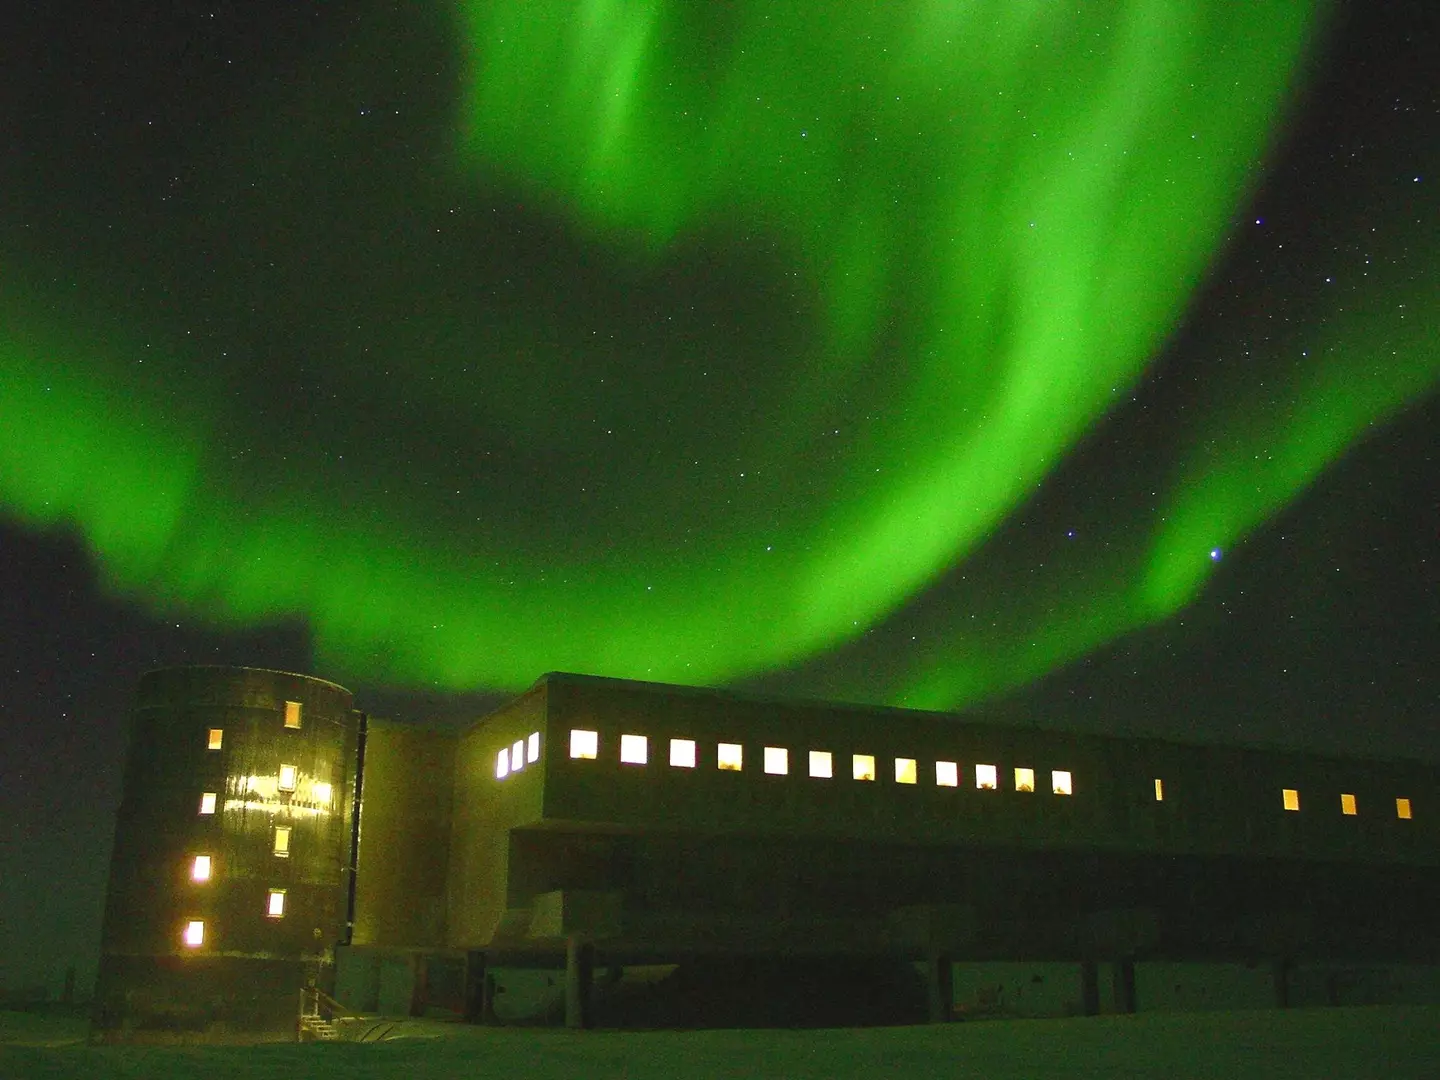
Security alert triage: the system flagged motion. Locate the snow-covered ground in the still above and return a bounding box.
[3,1005,1436,1079]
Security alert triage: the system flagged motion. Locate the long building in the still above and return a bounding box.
[92,666,1440,1040]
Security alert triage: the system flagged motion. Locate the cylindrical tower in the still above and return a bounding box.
[92,667,361,1042]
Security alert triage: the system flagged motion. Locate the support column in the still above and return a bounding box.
[1273,958,1292,1009]
[1112,957,1137,1014]
[1081,959,1100,1016]
[565,937,594,1030]
[407,953,428,1018]
[926,953,954,1024]
[463,951,489,1024]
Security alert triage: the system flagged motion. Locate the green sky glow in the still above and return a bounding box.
[1,0,1435,705]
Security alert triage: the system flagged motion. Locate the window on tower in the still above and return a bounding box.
[809,750,833,778]
[267,889,286,918]
[283,701,302,729]
[207,728,223,751]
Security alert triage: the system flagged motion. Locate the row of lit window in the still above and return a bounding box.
[1281,788,1413,819]
[560,731,1076,794]
[203,700,304,750]
[181,891,286,948]
[495,732,542,779]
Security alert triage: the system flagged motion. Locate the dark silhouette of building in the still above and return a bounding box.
[93,667,1439,1040]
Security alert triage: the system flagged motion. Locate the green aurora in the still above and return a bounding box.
[1,0,1435,706]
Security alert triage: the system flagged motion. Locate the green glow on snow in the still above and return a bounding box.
[1,1,1435,705]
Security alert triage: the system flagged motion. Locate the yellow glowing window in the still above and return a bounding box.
[278,764,297,792]
[274,826,291,856]
[496,747,510,779]
[764,747,789,775]
[312,781,332,805]
[669,739,697,768]
[1014,768,1036,793]
[895,758,917,785]
[267,889,286,918]
[976,764,998,790]
[207,728,223,751]
[1397,798,1413,820]
[1341,793,1357,816]
[935,761,958,787]
[852,754,876,781]
[1052,771,1073,796]
[283,700,302,729]
[527,731,540,763]
[199,792,217,815]
[718,743,743,771]
[570,729,598,759]
[1154,778,1164,802]
[191,855,212,882]
[620,734,648,765]
[183,920,205,948]
[1283,788,1300,812]
[809,750,833,778]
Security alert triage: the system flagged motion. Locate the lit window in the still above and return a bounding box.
[809,750,833,778]
[935,761,958,787]
[895,758,917,784]
[207,728,223,751]
[283,700,302,730]
[191,855,212,882]
[976,764,998,790]
[312,781,332,805]
[620,734,648,765]
[274,826,291,856]
[570,730,598,759]
[267,889,286,918]
[1283,788,1300,812]
[1341,793,1357,816]
[718,743,743,771]
[496,747,510,779]
[278,764,297,792]
[764,747,789,775]
[199,792,217,815]
[1397,798,1413,820]
[1014,768,1035,793]
[852,755,876,781]
[1052,771,1073,796]
[669,739,697,768]
[527,732,540,763]
[183,920,205,948]
[511,739,524,769]
[1154,778,1164,802]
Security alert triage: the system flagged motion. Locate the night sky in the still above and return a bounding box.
[1,1,1435,998]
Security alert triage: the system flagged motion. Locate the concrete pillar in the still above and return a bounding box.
[1273,958,1292,1009]
[565,937,594,1029]
[408,952,429,1017]
[463,952,489,1024]
[1081,959,1100,1016]
[926,953,954,1023]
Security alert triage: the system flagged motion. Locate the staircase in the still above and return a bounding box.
[298,986,359,1042]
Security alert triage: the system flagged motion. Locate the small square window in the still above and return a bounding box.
[976,764,998,790]
[496,747,510,779]
[278,764,297,793]
[207,728,224,751]
[935,761,958,787]
[764,747,789,775]
[183,920,205,948]
[312,781,332,805]
[852,754,876,782]
[1154,778,1164,802]
[1052,770,1073,796]
[274,826,291,856]
[570,729,598,759]
[527,731,540,763]
[669,739,697,768]
[1341,793,1357,816]
[283,700,302,730]
[717,743,743,771]
[620,734,648,765]
[199,792,217,815]
[1014,768,1035,793]
[191,855,212,882]
[809,750,833,778]
[267,889,286,918]
[1396,797,1412,820]
[895,758,917,785]
[1282,788,1300,812]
